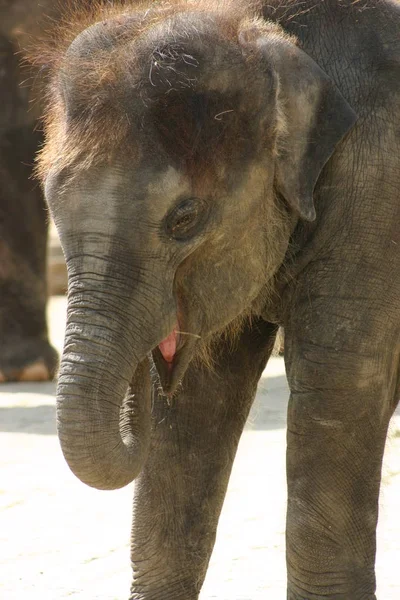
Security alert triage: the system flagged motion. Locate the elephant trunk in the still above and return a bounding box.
[56,289,152,490]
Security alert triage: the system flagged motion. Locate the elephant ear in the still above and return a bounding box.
[239,24,358,221]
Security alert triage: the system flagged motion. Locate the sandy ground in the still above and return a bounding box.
[1,295,399,599]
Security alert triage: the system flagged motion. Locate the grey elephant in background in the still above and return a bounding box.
[0,0,61,381]
[0,0,95,381]
[38,0,399,598]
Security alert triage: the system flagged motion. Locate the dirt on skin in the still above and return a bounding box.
[0,296,399,599]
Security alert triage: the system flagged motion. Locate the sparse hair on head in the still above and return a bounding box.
[29,0,291,188]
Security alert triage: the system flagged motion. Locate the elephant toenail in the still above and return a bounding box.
[19,361,50,382]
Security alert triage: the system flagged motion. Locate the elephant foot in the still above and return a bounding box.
[0,339,58,383]
[0,359,51,382]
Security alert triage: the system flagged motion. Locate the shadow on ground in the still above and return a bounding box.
[0,381,56,396]
[0,373,289,434]
[0,405,57,435]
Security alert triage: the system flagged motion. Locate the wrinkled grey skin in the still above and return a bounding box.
[44,0,400,598]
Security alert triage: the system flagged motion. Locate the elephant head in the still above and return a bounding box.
[40,4,356,491]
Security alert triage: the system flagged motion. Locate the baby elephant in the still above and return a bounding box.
[38,0,399,598]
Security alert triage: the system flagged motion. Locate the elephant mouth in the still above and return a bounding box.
[158,328,179,365]
[153,325,199,395]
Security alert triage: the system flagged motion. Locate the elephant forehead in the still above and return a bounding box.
[39,6,274,187]
[46,167,122,228]
[46,162,190,226]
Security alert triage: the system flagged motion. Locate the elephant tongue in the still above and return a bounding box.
[158,329,177,364]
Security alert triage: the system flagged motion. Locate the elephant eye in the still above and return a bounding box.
[164,198,208,241]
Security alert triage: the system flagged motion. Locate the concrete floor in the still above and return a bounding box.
[0,296,399,599]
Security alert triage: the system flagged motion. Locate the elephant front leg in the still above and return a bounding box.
[129,320,277,600]
[284,315,397,600]
[0,127,58,382]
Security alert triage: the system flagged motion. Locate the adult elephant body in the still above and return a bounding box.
[0,1,61,380]
[40,0,399,598]
[0,1,94,380]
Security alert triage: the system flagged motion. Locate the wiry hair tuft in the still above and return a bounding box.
[27,0,291,186]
